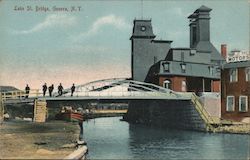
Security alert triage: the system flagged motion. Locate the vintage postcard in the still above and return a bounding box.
[0,0,249,159]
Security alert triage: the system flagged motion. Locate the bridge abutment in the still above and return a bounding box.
[124,99,206,131]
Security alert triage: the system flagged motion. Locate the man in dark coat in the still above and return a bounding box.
[48,84,54,97]
[42,83,47,97]
[71,83,75,96]
[58,83,63,96]
[25,84,30,98]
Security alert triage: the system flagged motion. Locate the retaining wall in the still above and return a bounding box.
[124,99,206,131]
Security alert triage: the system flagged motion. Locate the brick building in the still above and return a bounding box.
[131,6,225,93]
[221,61,250,122]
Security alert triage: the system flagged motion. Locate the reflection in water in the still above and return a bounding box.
[83,117,249,159]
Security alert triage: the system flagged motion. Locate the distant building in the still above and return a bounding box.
[131,5,225,92]
[221,61,250,122]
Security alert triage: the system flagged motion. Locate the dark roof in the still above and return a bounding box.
[195,5,212,13]
[133,19,151,22]
[195,41,225,61]
[0,86,20,92]
[188,13,197,19]
[223,61,250,69]
[152,40,173,43]
[158,60,220,79]
[172,47,191,50]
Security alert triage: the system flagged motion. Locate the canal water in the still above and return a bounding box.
[83,117,249,159]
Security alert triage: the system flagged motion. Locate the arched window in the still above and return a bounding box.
[163,79,171,89]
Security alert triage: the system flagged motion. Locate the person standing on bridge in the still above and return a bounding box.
[71,83,75,96]
[42,83,47,97]
[58,83,63,96]
[48,84,54,97]
[25,84,30,98]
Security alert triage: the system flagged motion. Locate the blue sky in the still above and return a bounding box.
[0,0,249,89]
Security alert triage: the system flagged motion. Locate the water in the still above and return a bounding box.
[83,117,249,159]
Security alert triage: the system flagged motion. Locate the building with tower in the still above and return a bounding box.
[130,20,172,82]
[131,5,225,93]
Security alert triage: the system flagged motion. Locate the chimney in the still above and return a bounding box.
[195,5,212,42]
[221,44,227,59]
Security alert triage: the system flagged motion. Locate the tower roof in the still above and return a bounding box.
[188,12,197,19]
[195,5,212,13]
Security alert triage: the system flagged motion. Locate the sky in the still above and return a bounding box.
[0,0,249,90]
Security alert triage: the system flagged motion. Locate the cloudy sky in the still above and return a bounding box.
[0,0,249,90]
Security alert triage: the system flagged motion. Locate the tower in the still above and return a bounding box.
[130,19,172,82]
[188,5,225,64]
[130,19,156,82]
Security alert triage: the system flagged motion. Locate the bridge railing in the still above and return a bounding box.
[1,89,40,101]
[191,93,216,131]
[71,90,175,98]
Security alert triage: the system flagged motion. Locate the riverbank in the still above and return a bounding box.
[214,123,250,134]
[0,120,81,159]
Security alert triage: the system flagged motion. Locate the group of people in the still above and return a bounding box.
[42,83,76,97]
[25,83,76,98]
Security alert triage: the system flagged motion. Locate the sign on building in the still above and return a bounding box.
[227,51,250,63]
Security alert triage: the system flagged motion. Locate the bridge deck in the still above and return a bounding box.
[39,96,191,101]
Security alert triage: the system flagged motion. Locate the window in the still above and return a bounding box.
[180,63,186,73]
[239,96,248,112]
[181,80,186,92]
[162,62,170,72]
[246,67,250,81]
[229,68,238,82]
[163,80,171,89]
[141,26,146,31]
[209,66,214,75]
[190,49,196,56]
[192,26,197,45]
[226,96,235,111]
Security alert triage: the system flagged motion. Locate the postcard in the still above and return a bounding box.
[0,0,249,159]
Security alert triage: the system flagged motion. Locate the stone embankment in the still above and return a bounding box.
[214,123,250,134]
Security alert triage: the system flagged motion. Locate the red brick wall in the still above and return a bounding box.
[221,67,250,121]
[159,76,186,92]
[212,80,221,92]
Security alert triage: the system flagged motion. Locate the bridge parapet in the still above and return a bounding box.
[1,89,40,103]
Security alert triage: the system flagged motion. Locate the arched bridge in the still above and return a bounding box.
[1,78,191,104]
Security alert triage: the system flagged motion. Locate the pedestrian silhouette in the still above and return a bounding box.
[71,83,75,96]
[48,84,54,97]
[25,84,30,98]
[58,83,63,96]
[42,83,47,97]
